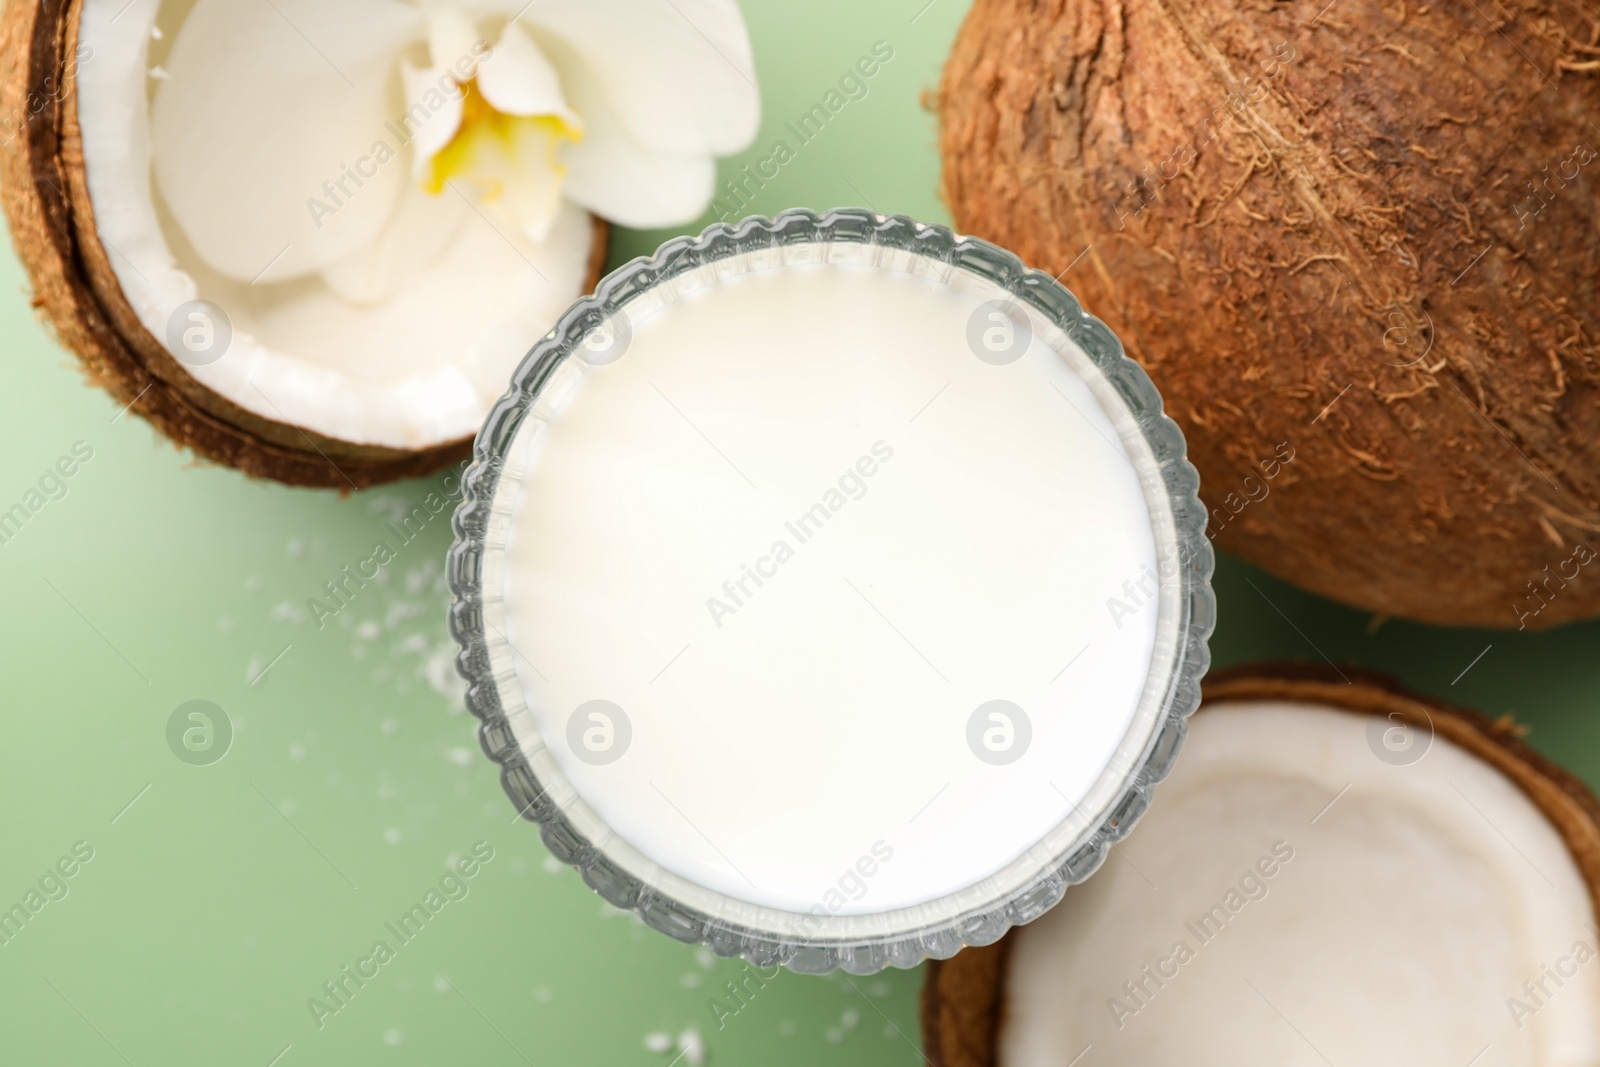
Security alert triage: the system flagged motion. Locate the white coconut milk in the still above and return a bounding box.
[498,259,1173,917]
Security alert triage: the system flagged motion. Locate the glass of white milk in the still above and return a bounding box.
[448,209,1214,974]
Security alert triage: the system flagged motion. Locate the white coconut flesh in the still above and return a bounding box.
[73,0,746,451]
[1001,701,1600,1067]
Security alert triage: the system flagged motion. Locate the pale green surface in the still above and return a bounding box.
[5,1,1600,1064]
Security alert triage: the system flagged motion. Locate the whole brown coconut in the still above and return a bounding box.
[920,663,1600,1066]
[0,0,607,490]
[939,0,1600,628]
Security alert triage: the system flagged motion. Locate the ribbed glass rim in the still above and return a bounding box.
[447,208,1215,974]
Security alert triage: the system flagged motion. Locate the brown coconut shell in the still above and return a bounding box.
[1,0,608,489]
[920,663,1600,1067]
[938,0,1600,629]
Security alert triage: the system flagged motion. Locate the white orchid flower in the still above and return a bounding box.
[74,0,759,450]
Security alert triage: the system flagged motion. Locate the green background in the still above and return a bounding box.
[4,1,1599,1064]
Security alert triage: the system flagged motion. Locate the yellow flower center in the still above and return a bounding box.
[425,79,582,203]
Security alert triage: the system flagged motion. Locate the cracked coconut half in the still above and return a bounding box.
[1,0,758,487]
[923,666,1600,1067]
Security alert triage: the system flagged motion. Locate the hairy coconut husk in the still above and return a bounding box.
[0,0,609,489]
[918,663,1600,1066]
[938,0,1600,628]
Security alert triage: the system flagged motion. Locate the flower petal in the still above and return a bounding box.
[401,61,466,180]
[151,0,423,283]
[558,73,714,228]
[426,7,485,72]
[319,179,469,305]
[477,20,580,128]
[523,0,758,155]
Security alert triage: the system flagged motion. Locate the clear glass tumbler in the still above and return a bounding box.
[448,208,1214,974]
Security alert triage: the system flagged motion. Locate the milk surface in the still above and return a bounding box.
[500,261,1165,916]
